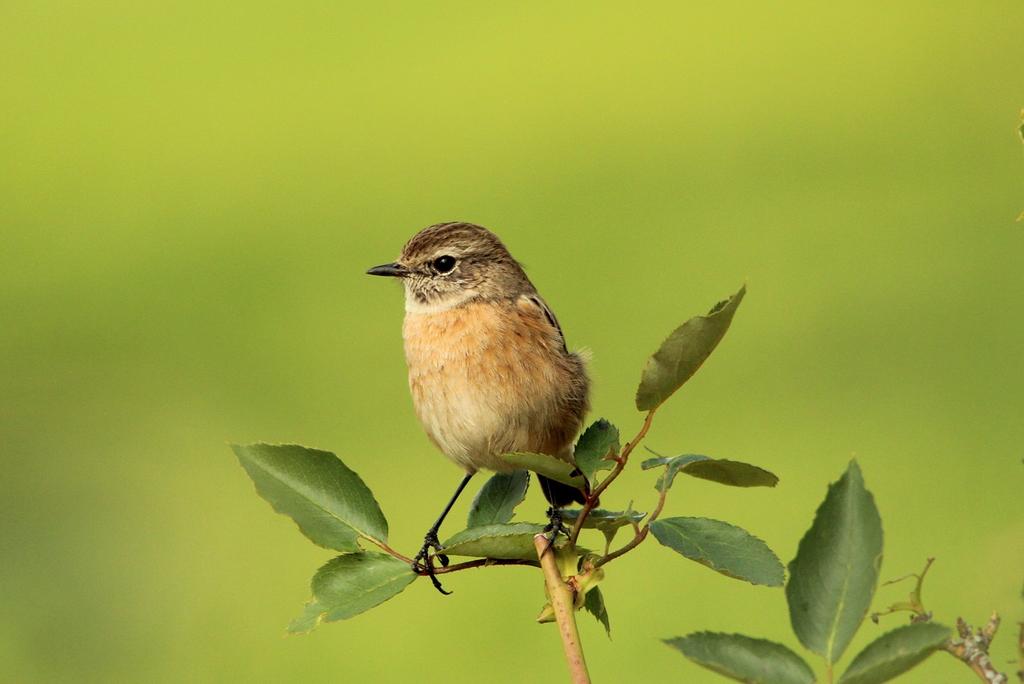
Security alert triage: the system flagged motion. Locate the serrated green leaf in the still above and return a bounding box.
[441,523,547,560]
[838,622,950,684]
[501,452,586,490]
[562,507,645,548]
[288,552,416,633]
[232,443,388,551]
[635,285,746,411]
[467,470,529,528]
[641,454,777,491]
[786,460,884,664]
[651,517,784,586]
[666,632,815,684]
[574,419,620,483]
[584,586,611,637]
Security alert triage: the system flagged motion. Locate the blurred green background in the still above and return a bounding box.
[2,2,1022,682]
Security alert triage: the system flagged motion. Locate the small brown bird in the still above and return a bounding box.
[367,222,590,592]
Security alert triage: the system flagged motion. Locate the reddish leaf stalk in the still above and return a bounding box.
[569,409,658,544]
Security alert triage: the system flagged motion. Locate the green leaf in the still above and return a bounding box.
[650,517,784,586]
[574,419,620,483]
[501,452,586,490]
[288,552,416,633]
[289,601,327,635]
[641,454,778,491]
[665,632,815,684]
[232,443,388,551]
[838,622,950,684]
[682,459,779,488]
[641,453,700,468]
[635,285,746,411]
[584,586,611,637]
[642,454,709,490]
[562,507,646,529]
[786,460,884,664]
[441,523,546,560]
[562,507,645,548]
[467,470,530,528]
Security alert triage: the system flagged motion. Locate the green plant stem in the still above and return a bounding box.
[569,409,657,544]
[534,534,590,684]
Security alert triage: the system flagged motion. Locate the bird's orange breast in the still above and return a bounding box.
[402,299,579,473]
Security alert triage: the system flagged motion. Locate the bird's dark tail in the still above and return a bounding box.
[536,473,589,507]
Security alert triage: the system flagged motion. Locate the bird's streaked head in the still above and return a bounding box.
[367,222,533,313]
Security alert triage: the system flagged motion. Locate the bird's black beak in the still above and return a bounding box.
[366,262,409,278]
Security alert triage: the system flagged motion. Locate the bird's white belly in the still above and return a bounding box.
[413,385,524,472]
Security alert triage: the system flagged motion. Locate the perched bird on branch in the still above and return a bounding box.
[367,222,590,592]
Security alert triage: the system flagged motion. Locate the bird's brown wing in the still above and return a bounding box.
[514,295,589,507]
[520,294,568,353]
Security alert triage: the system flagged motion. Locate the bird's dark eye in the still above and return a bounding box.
[432,255,457,274]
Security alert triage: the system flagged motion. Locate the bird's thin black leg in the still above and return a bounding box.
[413,472,473,595]
[537,475,572,548]
[543,506,570,543]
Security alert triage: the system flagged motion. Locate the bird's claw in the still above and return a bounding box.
[542,507,570,546]
[412,530,452,595]
[412,531,447,566]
